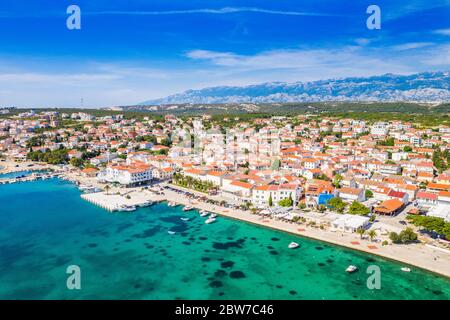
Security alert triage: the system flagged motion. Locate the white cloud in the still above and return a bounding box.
[391,42,434,51]
[89,7,344,17]
[433,28,450,36]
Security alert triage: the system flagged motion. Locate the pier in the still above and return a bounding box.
[81,189,165,212]
[0,172,63,185]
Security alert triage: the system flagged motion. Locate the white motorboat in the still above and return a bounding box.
[200,212,209,217]
[200,209,208,214]
[288,242,300,249]
[401,267,411,272]
[345,265,358,273]
[180,218,190,221]
[168,231,176,235]
[168,202,177,207]
[209,213,217,218]
[183,206,193,212]
[205,217,216,224]
[118,205,136,212]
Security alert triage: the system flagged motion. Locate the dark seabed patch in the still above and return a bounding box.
[221,261,235,268]
[201,257,211,262]
[213,239,245,250]
[230,271,246,279]
[214,270,227,277]
[271,237,280,241]
[315,246,324,250]
[269,250,279,255]
[132,226,161,238]
[318,263,326,267]
[210,280,223,288]
[289,290,297,295]
[87,243,97,248]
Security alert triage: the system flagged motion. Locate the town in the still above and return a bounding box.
[0,108,449,276]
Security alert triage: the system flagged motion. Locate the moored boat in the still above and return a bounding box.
[401,267,411,272]
[205,217,216,224]
[346,265,358,273]
[288,242,300,249]
[183,206,193,211]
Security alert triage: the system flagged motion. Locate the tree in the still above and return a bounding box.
[349,201,370,215]
[399,228,418,243]
[268,194,273,207]
[332,174,343,188]
[327,197,346,213]
[278,196,293,207]
[70,157,84,168]
[368,230,377,242]
[403,145,413,152]
[356,227,366,239]
[389,232,400,243]
[104,185,110,195]
[365,189,374,199]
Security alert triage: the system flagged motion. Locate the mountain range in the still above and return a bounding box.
[141,71,450,105]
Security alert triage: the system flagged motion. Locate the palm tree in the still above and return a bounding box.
[105,185,110,195]
[356,227,366,239]
[368,230,377,242]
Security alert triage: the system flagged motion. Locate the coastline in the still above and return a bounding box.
[160,185,450,278]
[2,162,450,279]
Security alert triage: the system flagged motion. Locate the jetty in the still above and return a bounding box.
[81,190,165,212]
[0,172,62,185]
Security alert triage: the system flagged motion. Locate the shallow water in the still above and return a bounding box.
[0,179,448,299]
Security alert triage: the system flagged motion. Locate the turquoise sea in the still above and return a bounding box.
[0,178,448,299]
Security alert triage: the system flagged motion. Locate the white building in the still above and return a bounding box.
[332,214,370,233]
[97,164,153,186]
[252,184,302,208]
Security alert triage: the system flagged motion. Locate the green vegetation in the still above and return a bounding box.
[348,201,370,215]
[327,197,346,213]
[172,173,216,193]
[377,137,395,146]
[389,228,418,244]
[365,189,373,199]
[332,174,343,188]
[278,196,293,207]
[432,149,450,173]
[407,215,450,240]
[27,148,68,164]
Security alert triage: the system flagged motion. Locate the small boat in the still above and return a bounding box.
[200,209,208,214]
[139,200,153,207]
[346,265,358,273]
[180,218,190,221]
[401,267,411,272]
[209,213,217,218]
[118,205,136,212]
[200,212,209,217]
[288,242,300,249]
[205,217,216,224]
[183,206,193,212]
[168,202,177,207]
[168,231,176,235]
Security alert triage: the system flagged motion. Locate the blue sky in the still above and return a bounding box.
[0,0,449,107]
